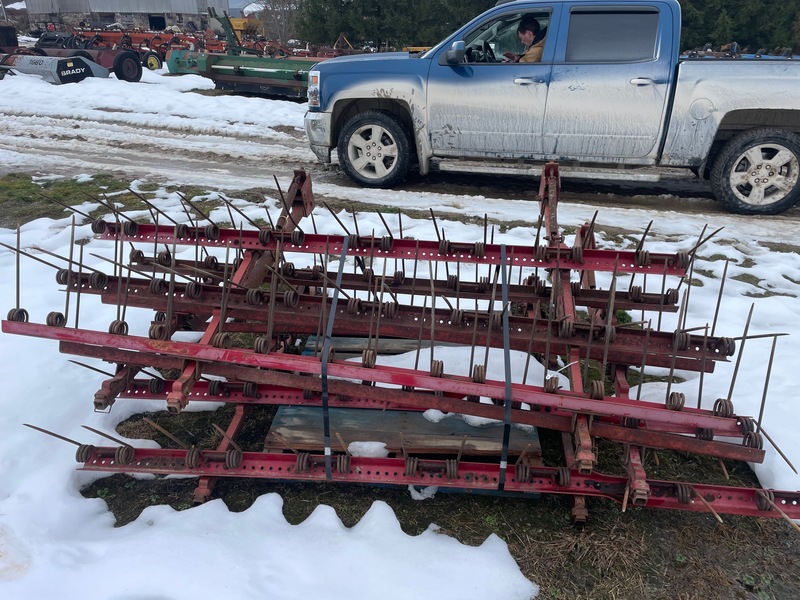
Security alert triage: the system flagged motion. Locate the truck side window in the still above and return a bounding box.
[566,10,659,62]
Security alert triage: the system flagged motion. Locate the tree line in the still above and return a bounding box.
[282,0,497,48]
[8,0,798,53]
[261,0,799,52]
[680,0,799,51]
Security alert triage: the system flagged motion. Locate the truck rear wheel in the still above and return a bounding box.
[337,111,412,188]
[710,128,800,215]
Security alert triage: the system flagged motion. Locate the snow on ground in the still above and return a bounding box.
[1,64,800,600]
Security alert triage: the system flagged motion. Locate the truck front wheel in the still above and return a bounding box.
[337,111,412,188]
[710,128,800,215]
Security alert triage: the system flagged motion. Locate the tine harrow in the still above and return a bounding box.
[3,166,799,525]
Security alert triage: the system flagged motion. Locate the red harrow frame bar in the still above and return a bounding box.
[3,166,799,526]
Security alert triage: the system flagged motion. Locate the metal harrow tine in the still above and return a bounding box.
[351,209,361,239]
[29,243,103,274]
[756,335,778,433]
[24,423,83,446]
[711,258,731,337]
[687,484,724,524]
[40,193,94,220]
[696,324,710,409]
[628,219,651,292]
[600,261,619,379]
[14,225,21,312]
[688,226,725,258]
[413,296,428,373]
[758,427,798,475]
[99,193,139,225]
[429,208,442,242]
[212,423,242,453]
[217,243,232,336]
[136,196,181,226]
[0,241,85,274]
[177,195,198,228]
[725,303,754,402]
[178,192,220,229]
[221,198,261,229]
[522,300,541,386]
[68,360,115,377]
[143,418,190,449]
[679,252,697,331]
[74,244,85,329]
[81,425,133,448]
[89,252,154,281]
[322,201,351,235]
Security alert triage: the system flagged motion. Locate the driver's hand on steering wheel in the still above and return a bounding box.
[503,51,519,63]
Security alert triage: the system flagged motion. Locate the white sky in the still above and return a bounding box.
[1,65,799,599]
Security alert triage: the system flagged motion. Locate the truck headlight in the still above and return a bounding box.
[307,70,320,107]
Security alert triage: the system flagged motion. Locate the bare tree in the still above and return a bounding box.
[255,1,304,44]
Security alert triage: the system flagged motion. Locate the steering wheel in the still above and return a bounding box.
[483,41,496,63]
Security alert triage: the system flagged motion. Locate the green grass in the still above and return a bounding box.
[0,172,136,228]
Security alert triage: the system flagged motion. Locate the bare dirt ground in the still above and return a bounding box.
[4,107,800,221]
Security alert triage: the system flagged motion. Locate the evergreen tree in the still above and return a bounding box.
[296,0,800,54]
[712,9,733,45]
[296,0,494,48]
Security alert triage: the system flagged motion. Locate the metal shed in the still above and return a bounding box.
[27,0,230,31]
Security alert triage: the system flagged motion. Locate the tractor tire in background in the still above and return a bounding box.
[142,51,163,71]
[112,50,143,82]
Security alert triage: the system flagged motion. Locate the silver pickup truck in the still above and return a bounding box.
[305,0,800,215]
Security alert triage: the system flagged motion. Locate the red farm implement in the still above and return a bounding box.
[3,165,799,528]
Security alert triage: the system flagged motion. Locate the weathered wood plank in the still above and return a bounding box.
[265,406,541,457]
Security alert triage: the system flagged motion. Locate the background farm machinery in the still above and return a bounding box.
[3,165,799,528]
[0,24,142,81]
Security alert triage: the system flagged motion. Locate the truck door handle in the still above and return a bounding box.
[630,77,657,86]
[514,77,543,85]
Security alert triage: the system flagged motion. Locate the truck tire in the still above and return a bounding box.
[113,50,143,83]
[337,111,412,188]
[710,128,800,215]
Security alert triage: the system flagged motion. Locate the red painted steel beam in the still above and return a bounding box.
[128,259,679,314]
[51,337,764,463]
[108,378,757,439]
[98,225,689,276]
[63,275,727,372]
[3,321,743,434]
[75,446,800,519]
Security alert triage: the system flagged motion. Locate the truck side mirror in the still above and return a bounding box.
[444,41,466,64]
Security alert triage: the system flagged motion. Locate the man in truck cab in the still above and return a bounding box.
[504,15,546,62]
